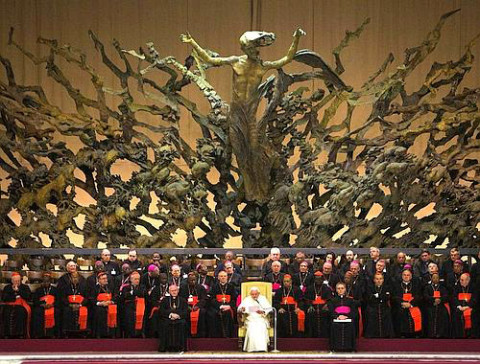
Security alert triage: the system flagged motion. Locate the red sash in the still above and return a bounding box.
[312,296,326,305]
[40,295,55,330]
[409,307,422,332]
[135,297,145,331]
[403,293,413,302]
[464,308,472,330]
[281,296,305,332]
[402,293,421,332]
[4,297,32,338]
[458,293,472,302]
[445,303,451,317]
[68,295,88,330]
[190,309,200,336]
[458,292,472,331]
[216,294,231,304]
[97,293,117,329]
[432,291,450,317]
[282,296,296,305]
[297,309,305,332]
[188,295,200,335]
[187,295,199,306]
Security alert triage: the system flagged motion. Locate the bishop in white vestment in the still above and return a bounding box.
[238,287,272,352]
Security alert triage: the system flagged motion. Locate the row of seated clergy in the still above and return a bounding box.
[266,256,476,313]
[0,269,238,340]
[111,261,240,296]
[265,268,479,340]
[97,249,244,279]
[0,268,477,341]
[263,247,480,283]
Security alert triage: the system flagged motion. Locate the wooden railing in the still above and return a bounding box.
[0,247,478,256]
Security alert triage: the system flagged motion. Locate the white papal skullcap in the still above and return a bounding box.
[250,286,260,293]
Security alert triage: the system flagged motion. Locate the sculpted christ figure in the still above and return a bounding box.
[181,29,305,202]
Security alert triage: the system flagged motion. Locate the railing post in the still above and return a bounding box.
[271,307,280,353]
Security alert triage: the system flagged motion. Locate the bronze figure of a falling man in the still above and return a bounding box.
[181,29,306,203]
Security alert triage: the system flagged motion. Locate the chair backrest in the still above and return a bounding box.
[6,260,22,270]
[78,271,94,279]
[51,258,67,270]
[245,258,265,270]
[77,258,94,270]
[50,271,67,280]
[241,281,272,304]
[233,257,244,268]
[28,283,41,292]
[27,270,44,282]
[195,258,217,271]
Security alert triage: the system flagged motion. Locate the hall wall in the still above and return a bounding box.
[0,0,479,248]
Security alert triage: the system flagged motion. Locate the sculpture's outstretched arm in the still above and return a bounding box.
[265,28,306,69]
[180,33,238,66]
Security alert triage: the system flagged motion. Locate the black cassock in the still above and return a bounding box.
[91,284,117,338]
[206,282,237,337]
[273,285,305,338]
[292,272,314,293]
[58,278,90,336]
[179,282,208,337]
[264,272,285,291]
[328,295,357,352]
[391,281,422,337]
[364,283,394,338]
[149,284,169,337]
[304,283,333,338]
[86,275,114,331]
[113,274,131,336]
[158,296,188,352]
[451,284,475,338]
[32,285,59,338]
[141,274,160,337]
[118,284,146,338]
[197,274,215,294]
[1,284,31,338]
[423,283,450,338]
[345,278,365,337]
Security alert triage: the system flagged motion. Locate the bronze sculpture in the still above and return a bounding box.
[181,29,305,203]
[0,10,479,251]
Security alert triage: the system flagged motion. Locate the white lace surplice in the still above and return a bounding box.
[237,295,272,352]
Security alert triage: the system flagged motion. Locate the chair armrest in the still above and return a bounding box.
[237,311,245,327]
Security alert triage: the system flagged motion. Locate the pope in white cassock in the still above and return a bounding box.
[237,286,273,352]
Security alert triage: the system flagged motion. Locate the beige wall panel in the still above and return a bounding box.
[313,0,463,157]
[258,0,314,80]
[184,0,252,144]
[459,0,480,88]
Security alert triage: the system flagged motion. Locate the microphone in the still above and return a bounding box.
[254,298,265,312]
